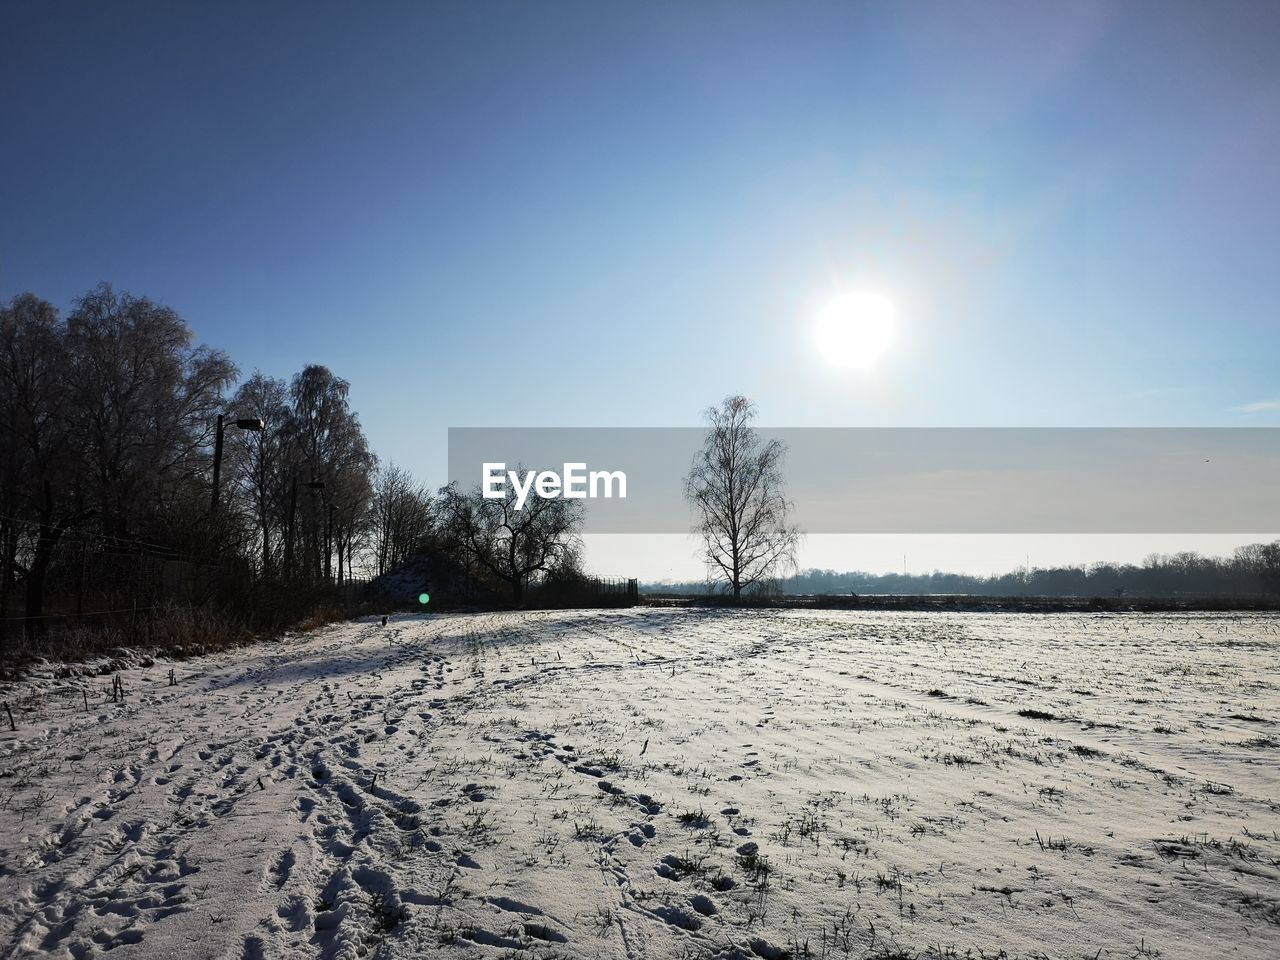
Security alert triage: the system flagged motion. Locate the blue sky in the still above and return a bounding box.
[4,1,1278,575]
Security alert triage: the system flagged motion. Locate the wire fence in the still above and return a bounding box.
[0,519,382,663]
[2,540,232,615]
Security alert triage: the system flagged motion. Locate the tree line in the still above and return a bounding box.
[647,543,1280,598]
[0,285,591,634]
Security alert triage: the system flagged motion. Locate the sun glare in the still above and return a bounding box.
[816,291,896,369]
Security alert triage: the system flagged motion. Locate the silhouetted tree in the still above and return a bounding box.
[228,373,291,577]
[437,477,583,604]
[1260,542,1280,594]
[287,365,374,583]
[684,395,800,601]
[0,294,92,620]
[66,284,236,547]
[371,464,433,577]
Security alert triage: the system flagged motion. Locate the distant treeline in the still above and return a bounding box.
[645,542,1280,598]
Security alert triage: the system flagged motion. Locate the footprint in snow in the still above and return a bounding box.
[653,904,701,931]
[488,896,543,915]
[690,894,717,916]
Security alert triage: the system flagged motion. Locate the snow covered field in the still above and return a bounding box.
[2,609,1278,960]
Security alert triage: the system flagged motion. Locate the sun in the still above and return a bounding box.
[816,291,896,369]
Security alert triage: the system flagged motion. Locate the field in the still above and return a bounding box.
[2,609,1278,959]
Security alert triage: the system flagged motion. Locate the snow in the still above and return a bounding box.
[2,609,1278,958]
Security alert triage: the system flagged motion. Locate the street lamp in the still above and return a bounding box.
[210,414,266,517]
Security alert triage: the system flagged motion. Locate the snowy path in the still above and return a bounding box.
[1,609,1278,959]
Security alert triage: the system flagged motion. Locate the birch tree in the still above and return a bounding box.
[684,395,800,600]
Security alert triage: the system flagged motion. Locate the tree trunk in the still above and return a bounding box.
[25,517,61,621]
[260,494,271,580]
[0,516,13,623]
[284,476,297,582]
[0,453,15,622]
[336,530,345,586]
[324,506,332,582]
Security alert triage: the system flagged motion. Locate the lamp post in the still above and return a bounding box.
[210,414,266,518]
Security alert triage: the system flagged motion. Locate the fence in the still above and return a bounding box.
[1,532,231,658]
[0,523,381,663]
[527,576,639,609]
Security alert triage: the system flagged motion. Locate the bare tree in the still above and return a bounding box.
[65,284,236,546]
[1261,542,1280,595]
[0,295,92,621]
[228,373,291,577]
[371,464,433,577]
[437,477,582,605]
[330,465,374,584]
[684,395,800,601]
[288,365,374,582]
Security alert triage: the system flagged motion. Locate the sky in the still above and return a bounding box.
[3,1,1278,579]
